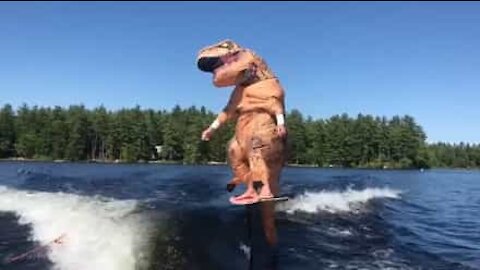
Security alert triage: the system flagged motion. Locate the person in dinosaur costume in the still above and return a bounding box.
[197,39,288,206]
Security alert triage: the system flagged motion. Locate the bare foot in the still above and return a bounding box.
[230,193,259,205]
[258,186,274,200]
[233,188,257,200]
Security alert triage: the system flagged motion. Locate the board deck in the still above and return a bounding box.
[258,196,289,203]
[231,196,289,205]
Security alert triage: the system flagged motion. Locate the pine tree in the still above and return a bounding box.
[286,109,307,164]
[0,104,16,158]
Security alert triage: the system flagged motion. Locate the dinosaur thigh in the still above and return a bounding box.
[227,137,250,184]
[246,125,285,194]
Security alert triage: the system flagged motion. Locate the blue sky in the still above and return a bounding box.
[0,2,479,143]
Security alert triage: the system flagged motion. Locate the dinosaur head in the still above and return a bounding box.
[196,39,242,73]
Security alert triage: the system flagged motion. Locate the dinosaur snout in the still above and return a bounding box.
[197,56,224,73]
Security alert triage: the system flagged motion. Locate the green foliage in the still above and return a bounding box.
[0,104,15,158]
[428,142,480,168]
[286,109,307,164]
[0,103,478,168]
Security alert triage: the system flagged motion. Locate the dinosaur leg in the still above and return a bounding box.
[230,135,274,205]
[227,138,256,198]
[259,137,285,200]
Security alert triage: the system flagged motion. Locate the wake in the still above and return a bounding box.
[278,187,401,214]
[0,186,149,270]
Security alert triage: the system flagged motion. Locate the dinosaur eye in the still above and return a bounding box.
[219,42,231,49]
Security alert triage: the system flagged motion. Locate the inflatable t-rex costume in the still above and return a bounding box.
[197,39,287,205]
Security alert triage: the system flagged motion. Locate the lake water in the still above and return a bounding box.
[0,162,478,270]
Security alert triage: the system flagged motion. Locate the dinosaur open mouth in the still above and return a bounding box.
[197,56,224,73]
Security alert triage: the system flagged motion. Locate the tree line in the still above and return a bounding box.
[0,103,479,169]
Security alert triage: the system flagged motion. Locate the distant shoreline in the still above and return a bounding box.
[1,157,478,170]
[0,157,184,165]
